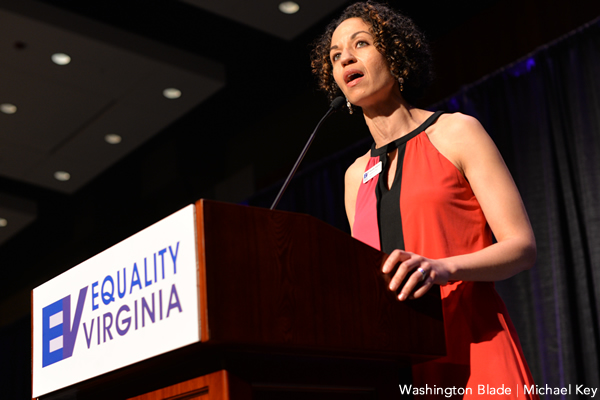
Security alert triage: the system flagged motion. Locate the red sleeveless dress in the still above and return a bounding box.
[353,112,538,398]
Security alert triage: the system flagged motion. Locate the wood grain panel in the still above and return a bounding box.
[127,370,232,400]
[195,201,210,342]
[196,199,444,360]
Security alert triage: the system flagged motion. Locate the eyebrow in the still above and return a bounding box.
[330,30,372,51]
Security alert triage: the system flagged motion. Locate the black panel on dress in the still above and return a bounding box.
[371,111,445,254]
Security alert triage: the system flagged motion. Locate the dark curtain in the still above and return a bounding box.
[249,17,600,393]
[248,137,371,233]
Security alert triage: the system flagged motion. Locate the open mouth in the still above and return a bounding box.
[345,71,364,84]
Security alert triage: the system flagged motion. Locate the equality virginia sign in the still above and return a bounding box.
[32,204,200,398]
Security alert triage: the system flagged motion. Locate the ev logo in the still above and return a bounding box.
[42,287,88,367]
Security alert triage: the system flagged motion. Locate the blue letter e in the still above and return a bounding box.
[42,298,65,367]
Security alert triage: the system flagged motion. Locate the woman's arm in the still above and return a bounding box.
[384,113,536,300]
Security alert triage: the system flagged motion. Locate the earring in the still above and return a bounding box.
[399,77,404,92]
[346,98,353,114]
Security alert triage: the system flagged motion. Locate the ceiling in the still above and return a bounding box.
[0,0,496,246]
[0,1,225,193]
[1,0,599,327]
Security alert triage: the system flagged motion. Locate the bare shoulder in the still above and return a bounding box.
[430,112,489,142]
[345,151,371,180]
[345,150,370,197]
[427,112,497,173]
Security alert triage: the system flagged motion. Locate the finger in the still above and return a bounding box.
[388,257,421,291]
[411,275,435,299]
[382,250,408,273]
[398,269,427,301]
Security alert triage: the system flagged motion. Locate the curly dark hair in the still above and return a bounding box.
[310,1,433,106]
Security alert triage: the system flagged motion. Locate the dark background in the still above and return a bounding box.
[1,1,600,398]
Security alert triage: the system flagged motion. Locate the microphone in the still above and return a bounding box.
[270,96,345,210]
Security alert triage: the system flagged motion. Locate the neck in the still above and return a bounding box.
[361,95,428,149]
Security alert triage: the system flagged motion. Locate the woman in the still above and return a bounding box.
[311,2,538,397]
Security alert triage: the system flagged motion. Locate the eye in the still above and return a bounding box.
[356,40,368,48]
[331,52,341,62]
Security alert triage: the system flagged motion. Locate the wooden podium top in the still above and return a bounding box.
[196,199,444,359]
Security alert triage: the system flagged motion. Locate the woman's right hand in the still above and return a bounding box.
[382,249,451,301]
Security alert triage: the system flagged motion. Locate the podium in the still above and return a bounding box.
[38,200,445,400]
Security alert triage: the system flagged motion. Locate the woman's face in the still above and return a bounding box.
[330,18,398,109]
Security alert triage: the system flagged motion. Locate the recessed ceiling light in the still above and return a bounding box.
[0,103,17,114]
[279,1,300,14]
[0,218,7,227]
[163,88,182,99]
[52,53,71,65]
[104,134,122,144]
[54,171,71,181]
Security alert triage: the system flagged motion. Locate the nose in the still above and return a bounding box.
[339,48,356,67]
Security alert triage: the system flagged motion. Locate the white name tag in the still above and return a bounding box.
[363,161,382,184]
